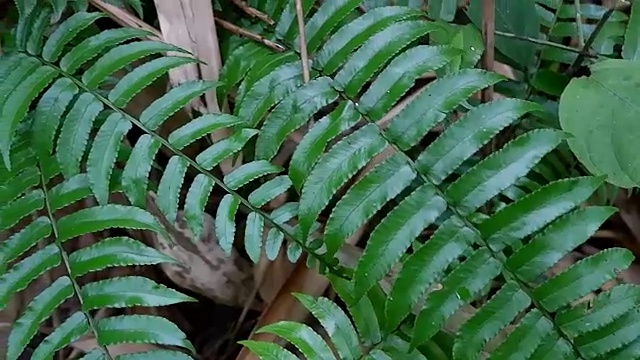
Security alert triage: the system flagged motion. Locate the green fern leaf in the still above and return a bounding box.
[78,349,105,360]
[248,176,292,208]
[116,350,195,360]
[299,124,387,241]
[82,41,185,89]
[56,205,167,242]
[49,174,92,211]
[42,12,105,62]
[294,293,362,360]
[574,308,640,358]
[0,166,40,204]
[385,217,474,330]
[0,217,51,267]
[300,0,361,54]
[385,69,504,151]
[184,174,215,240]
[453,281,531,360]
[331,277,383,346]
[287,242,302,262]
[358,45,460,120]
[140,81,215,131]
[7,277,74,360]
[236,61,313,126]
[96,315,194,353]
[325,153,416,261]
[506,206,617,282]
[157,156,189,224]
[224,161,283,190]
[480,176,605,252]
[69,236,176,277]
[168,113,244,150]
[236,52,299,103]
[333,20,440,97]
[56,93,104,178]
[529,333,575,359]
[414,98,543,184]
[412,248,501,347]
[245,212,265,263]
[32,311,89,359]
[257,321,336,360]
[109,56,199,107]
[353,185,447,299]
[195,129,259,170]
[60,28,152,73]
[0,190,45,230]
[274,0,314,42]
[216,194,240,255]
[255,77,338,161]
[314,6,421,73]
[239,340,298,360]
[122,134,161,207]
[80,276,195,310]
[88,113,132,205]
[26,7,54,55]
[534,248,634,312]
[218,42,271,100]
[265,228,285,261]
[0,244,60,309]
[289,101,361,191]
[32,77,79,163]
[445,129,564,216]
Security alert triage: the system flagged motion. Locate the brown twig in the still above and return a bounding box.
[294,0,310,83]
[481,0,495,103]
[230,0,275,25]
[214,16,286,52]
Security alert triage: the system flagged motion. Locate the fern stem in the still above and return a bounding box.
[36,56,348,280]
[38,168,114,360]
[295,0,310,83]
[494,30,600,57]
[574,0,585,48]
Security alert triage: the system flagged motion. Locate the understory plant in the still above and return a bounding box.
[2,0,640,359]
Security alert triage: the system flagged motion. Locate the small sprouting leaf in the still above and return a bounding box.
[299,124,387,240]
[244,212,265,263]
[88,113,131,205]
[57,205,167,242]
[184,174,215,240]
[559,59,640,188]
[216,194,240,255]
[96,315,195,353]
[69,236,176,277]
[223,160,282,190]
[42,12,105,62]
[109,56,199,107]
[157,156,189,224]
[353,184,446,300]
[257,321,335,360]
[168,114,244,150]
[140,81,215,131]
[7,277,74,360]
[32,311,89,359]
[81,276,194,310]
[56,93,104,178]
[122,134,161,207]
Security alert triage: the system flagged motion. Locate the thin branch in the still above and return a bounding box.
[230,0,274,25]
[574,0,585,48]
[565,6,618,76]
[481,0,495,103]
[495,30,599,57]
[295,0,310,83]
[214,16,285,52]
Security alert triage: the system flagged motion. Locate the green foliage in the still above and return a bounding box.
[2,0,640,359]
[559,59,640,188]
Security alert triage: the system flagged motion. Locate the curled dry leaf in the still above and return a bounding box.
[147,193,261,309]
